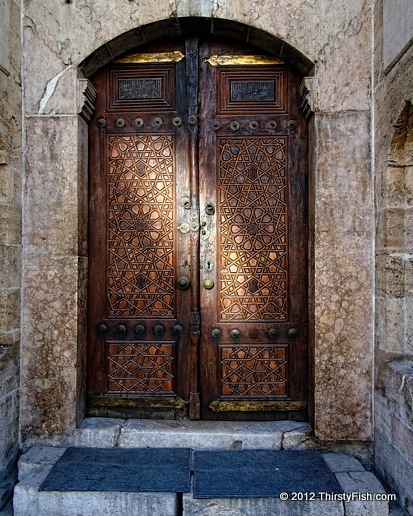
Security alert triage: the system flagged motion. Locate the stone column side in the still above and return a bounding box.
[0,0,22,509]
[312,111,373,442]
[20,77,93,440]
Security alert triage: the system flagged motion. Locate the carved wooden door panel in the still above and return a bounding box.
[87,40,193,418]
[87,38,308,420]
[198,41,307,420]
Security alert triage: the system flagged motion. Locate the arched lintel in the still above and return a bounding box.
[79,17,314,78]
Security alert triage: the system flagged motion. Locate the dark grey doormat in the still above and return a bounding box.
[193,450,343,499]
[39,447,191,493]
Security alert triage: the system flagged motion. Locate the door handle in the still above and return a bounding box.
[203,278,214,290]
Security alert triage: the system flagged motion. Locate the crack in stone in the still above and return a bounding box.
[114,421,126,447]
[38,67,72,114]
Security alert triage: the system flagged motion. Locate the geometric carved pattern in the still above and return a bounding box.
[107,135,174,317]
[219,137,288,321]
[107,341,174,394]
[221,345,287,397]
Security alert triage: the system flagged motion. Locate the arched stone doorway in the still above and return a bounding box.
[20,9,374,446]
[86,35,309,421]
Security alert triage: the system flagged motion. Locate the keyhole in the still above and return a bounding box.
[206,261,213,271]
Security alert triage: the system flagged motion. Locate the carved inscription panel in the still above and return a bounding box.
[230,81,275,102]
[118,78,163,100]
[218,68,286,114]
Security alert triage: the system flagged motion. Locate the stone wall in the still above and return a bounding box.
[20,0,373,448]
[374,0,413,514]
[0,0,22,509]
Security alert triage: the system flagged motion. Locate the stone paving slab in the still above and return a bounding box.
[182,496,345,516]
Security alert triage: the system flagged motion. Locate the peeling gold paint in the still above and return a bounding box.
[209,400,307,412]
[206,55,285,66]
[88,396,186,409]
[115,51,185,64]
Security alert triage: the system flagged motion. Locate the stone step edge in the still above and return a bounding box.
[22,418,314,452]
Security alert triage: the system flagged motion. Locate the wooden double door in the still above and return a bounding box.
[87,38,308,420]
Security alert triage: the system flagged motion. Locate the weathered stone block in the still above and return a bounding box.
[182,495,344,516]
[0,244,20,289]
[15,486,178,516]
[282,428,313,450]
[313,111,373,442]
[375,296,405,354]
[0,289,20,333]
[0,344,19,399]
[376,252,406,298]
[24,116,87,257]
[0,1,10,75]
[405,207,413,251]
[0,329,20,347]
[406,256,413,296]
[391,416,413,465]
[406,166,413,206]
[118,420,309,450]
[374,392,394,443]
[0,202,21,246]
[383,0,413,70]
[374,428,413,515]
[20,255,86,437]
[405,297,413,355]
[0,393,19,474]
[383,166,410,207]
[322,453,366,474]
[18,447,67,481]
[314,1,371,112]
[74,418,125,448]
[376,208,407,249]
[335,471,387,494]
[0,166,11,201]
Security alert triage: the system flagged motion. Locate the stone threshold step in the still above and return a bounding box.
[25,418,315,451]
[14,446,390,516]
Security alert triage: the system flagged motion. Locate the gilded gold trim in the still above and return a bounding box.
[209,400,307,412]
[88,396,186,410]
[206,55,285,67]
[115,51,185,64]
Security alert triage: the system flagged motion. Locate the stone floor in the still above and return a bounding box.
[14,447,391,516]
[11,419,396,516]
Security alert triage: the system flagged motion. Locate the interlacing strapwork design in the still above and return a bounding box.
[107,342,174,393]
[221,346,287,396]
[107,135,174,317]
[219,137,288,321]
